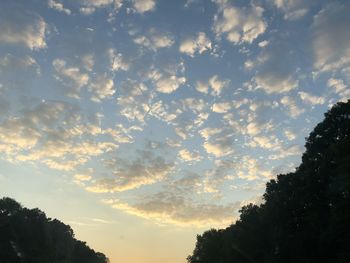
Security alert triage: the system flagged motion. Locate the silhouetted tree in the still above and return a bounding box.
[188,100,350,263]
[0,198,109,263]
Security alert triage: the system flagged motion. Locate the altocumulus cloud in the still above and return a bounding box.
[0,0,348,229]
[312,2,350,73]
[179,32,212,57]
[213,0,267,44]
[132,0,156,13]
[272,0,310,20]
[0,1,47,50]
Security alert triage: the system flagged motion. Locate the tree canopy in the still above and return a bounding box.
[0,197,109,263]
[188,100,350,263]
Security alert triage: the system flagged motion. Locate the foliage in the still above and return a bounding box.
[188,100,350,263]
[0,198,109,263]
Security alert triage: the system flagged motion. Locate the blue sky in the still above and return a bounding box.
[0,0,350,262]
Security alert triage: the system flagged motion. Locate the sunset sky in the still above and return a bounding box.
[0,0,349,262]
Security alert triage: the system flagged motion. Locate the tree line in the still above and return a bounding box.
[0,197,109,263]
[188,100,350,263]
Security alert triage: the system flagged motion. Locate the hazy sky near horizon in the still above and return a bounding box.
[0,0,350,262]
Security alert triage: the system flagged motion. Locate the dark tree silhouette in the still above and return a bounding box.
[188,100,350,263]
[0,197,109,263]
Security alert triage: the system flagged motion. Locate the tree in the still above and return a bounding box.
[188,100,350,263]
[0,198,109,263]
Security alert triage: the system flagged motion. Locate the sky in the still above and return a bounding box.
[0,0,349,262]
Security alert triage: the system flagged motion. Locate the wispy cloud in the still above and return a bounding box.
[103,193,240,227]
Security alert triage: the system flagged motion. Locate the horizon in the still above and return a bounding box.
[0,0,349,262]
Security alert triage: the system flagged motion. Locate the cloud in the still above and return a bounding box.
[1,0,345,235]
[0,54,38,71]
[179,32,212,57]
[184,0,199,8]
[248,99,276,112]
[254,44,299,94]
[195,81,209,94]
[132,0,156,13]
[180,98,208,117]
[169,173,203,194]
[284,129,296,141]
[154,75,186,94]
[89,75,115,102]
[103,193,240,227]
[0,99,119,171]
[212,102,231,113]
[53,59,89,99]
[43,159,87,171]
[236,155,273,181]
[148,65,186,94]
[149,100,180,124]
[150,98,209,139]
[269,144,303,160]
[244,60,254,70]
[117,80,153,123]
[104,124,140,144]
[327,78,350,102]
[199,127,223,140]
[196,75,229,96]
[327,78,347,94]
[313,2,350,72]
[178,149,202,162]
[246,122,260,136]
[79,7,96,15]
[74,173,92,182]
[77,0,116,14]
[0,117,41,150]
[272,0,309,20]
[209,75,229,96]
[82,54,94,72]
[200,127,234,157]
[247,135,281,150]
[298,91,325,105]
[79,0,114,7]
[134,29,174,51]
[174,127,189,140]
[203,141,233,157]
[202,159,238,193]
[174,116,205,140]
[213,0,267,44]
[0,54,41,85]
[246,121,274,136]
[0,2,47,50]
[48,0,71,15]
[258,40,269,48]
[20,135,117,171]
[86,149,174,192]
[280,96,304,118]
[255,74,298,94]
[107,49,129,72]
